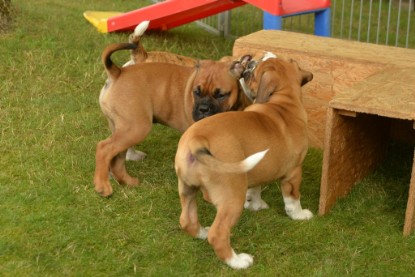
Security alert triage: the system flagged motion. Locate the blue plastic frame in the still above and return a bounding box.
[263,8,331,37]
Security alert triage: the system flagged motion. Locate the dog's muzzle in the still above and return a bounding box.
[192,98,220,121]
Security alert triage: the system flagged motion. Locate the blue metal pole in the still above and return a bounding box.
[314,8,331,36]
[263,11,282,30]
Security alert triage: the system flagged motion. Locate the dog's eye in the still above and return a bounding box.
[193,86,202,97]
[214,90,229,100]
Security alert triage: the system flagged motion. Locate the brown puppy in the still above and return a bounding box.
[95,43,250,197]
[108,21,195,162]
[174,57,313,269]
[103,21,252,162]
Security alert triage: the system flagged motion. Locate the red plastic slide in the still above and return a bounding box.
[84,0,330,33]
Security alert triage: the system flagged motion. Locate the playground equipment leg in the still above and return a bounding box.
[262,8,331,37]
[314,8,331,37]
[263,11,282,30]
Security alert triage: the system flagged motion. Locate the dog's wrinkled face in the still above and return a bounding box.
[191,59,247,121]
[243,57,313,103]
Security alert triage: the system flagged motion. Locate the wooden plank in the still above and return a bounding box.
[319,109,390,215]
[336,109,357,117]
[403,148,415,236]
[234,30,415,68]
[318,108,336,214]
[330,67,415,120]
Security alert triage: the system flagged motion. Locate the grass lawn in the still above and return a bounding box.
[1,0,415,276]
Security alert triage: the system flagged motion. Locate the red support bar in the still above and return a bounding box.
[107,0,246,32]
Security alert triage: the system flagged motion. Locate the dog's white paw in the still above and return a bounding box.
[283,196,313,220]
[288,208,313,220]
[126,148,147,161]
[244,187,269,211]
[226,250,254,269]
[244,198,269,211]
[196,226,209,240]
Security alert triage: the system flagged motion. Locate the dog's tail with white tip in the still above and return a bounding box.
[128,21,150,63]
[102,43,138,81]
[189,139,268,173]
[133,21,150,39]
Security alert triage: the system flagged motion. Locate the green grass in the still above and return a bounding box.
[1,0,415,276]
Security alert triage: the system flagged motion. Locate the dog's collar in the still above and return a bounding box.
[239,59,258,103]
[239,78,255,102]
[239,52,278,103]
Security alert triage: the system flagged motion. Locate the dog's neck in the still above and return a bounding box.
[267,85,307,123]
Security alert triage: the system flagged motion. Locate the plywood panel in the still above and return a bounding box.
[404,149,415,236]
[331,67,415,120]
[319,109,390,215]
[234,30,415,68]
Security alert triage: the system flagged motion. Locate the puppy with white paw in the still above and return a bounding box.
[174,57,313,269]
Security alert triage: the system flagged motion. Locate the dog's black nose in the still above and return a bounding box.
[198,104,210,113]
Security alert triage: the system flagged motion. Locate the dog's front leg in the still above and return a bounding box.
[126,147,147,161]
[244,186,269,211]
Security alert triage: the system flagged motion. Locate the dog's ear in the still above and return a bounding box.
[239,55,252,66]
[289,59,313,86]
[229,61,245,79]
[255,71,274,104]
[300,69,313,86]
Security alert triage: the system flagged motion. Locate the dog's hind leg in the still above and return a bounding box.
[110,150,139,187]
[109,125,152,187]
[178,180,208,239]
[94,124,151,196]
[94,136,123,197]
[207,176,253,269]
[280,166,313,220]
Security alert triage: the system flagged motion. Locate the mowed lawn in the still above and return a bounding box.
[1,0,415,276]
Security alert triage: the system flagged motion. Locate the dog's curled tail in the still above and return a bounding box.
[101,43,138,80]
[128,21,150,64]
[189,139,268,173]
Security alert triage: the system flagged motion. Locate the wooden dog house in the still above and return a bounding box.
[233,30,415,235]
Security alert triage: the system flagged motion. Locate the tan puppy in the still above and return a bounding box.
[111,21,196,162]
[95,43,251,197]
[104,21,251,161]
[174,57,313,269]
